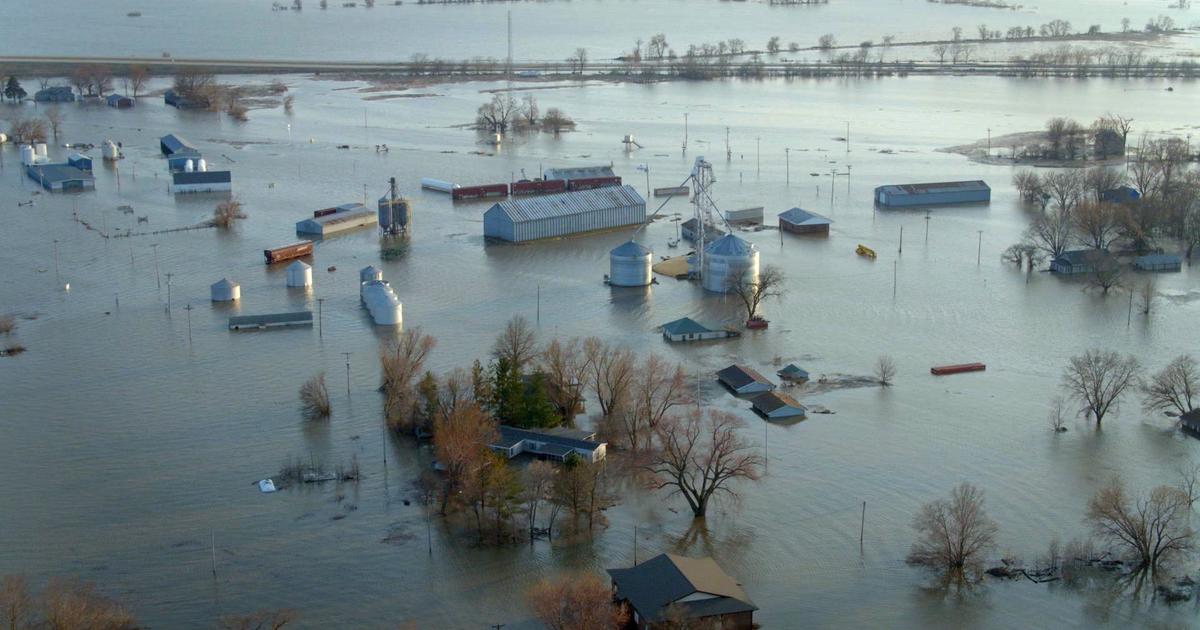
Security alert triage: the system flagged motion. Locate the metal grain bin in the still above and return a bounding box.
[702,234,760,293]
[210,278,241,302]
[609,240,653,287]
[285,260,312,288]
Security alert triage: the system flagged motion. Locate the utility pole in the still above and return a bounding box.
[924,212,930,245]
[893,260,897,299]
[1127,289,1133,327]
[976,230,983,266]
[536,284,541,325]
[317,297,325,339]
[506,10,513,78]
[756,137,761,177]
[184,303,193,347]
[152,243,161,288]
[987,127,992,156]
[785,148,790,186]
[52,239,60,286]
[165,272,174,311]
[683,113,689,153]
[846,121,850,153]
[342,352,352,397]
[859,501,866,551]
[898,226,903,254]
[725,126,731,160]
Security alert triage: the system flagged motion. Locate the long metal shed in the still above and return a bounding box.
[160,134,198,157]
[874,180,990,208]
[483,185,646,242]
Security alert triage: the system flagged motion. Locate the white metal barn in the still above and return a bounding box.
[483,185,646,243]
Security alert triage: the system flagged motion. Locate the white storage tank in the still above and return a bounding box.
[361,280,403,326]
[210,278,241,302]
[702,234,760,293]
[359,265,383,283]
[197,158,207,172]
[420,178,456,193]
[609,240,653,287]
[0,133,7,144]
[35,143,48,157]
[285,260,312,288]
[102,140,120,160]
[184,159,194,173]
[20,145,36,165]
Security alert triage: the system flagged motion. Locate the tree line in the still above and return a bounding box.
[474,93,573,135]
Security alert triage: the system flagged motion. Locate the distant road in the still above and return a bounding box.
[0,55,1192,80]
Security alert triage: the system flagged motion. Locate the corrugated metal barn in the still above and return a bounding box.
[874,180,990,208]
[484,185,646,242]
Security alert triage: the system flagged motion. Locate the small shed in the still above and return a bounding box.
[34,86,76,103]
[751,391,807,420]
[1133,254,1181,272]
[777,364,809,383]
[1181,409,1200,436]
[210,278,241,302]
[725,206,764,225]
[106,94,134,109]
[717,364,775,395]
[1050,250,1098,275]
[681,218,725,244]
[778,207,832,235]
[160,133,197,157]
[661,317,730,342]
[285,261,312,288]
[607,554,757,630]
[296,203,378,237]
[1100,186,1140,204]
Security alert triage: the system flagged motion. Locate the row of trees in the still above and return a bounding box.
[1062,351,1197,427]
[475,94,573,134]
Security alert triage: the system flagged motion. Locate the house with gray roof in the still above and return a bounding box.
[488,425,607,463]
[717,364,775,395]
[607,553,757,630]
[34,86,76,103]
[25,163,95,192]
[778,207,832,235]
[751,391,807,420]
[1050,250,1099,275]
[777,364,809,383]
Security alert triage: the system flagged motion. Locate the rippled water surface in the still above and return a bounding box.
[1,68,1199,628]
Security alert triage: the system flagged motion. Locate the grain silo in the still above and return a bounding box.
[210,278,241,302]
[285,260,312,288]
[702,234,759,293]
[361,280,403,326]
[359,265,383,285]
[608,240,653,287]
[102,140,120,161]
[378,177,411,234]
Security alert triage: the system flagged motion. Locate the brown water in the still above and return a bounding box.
[1,73,1199,628]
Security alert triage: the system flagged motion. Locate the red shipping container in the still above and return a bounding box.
[452,183,509,200]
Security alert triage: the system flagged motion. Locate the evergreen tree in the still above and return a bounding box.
[5,76,27,103]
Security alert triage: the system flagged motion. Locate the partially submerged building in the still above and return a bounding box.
[1181,409,1200,436]
[34,86,76,103]
[1050,250,1099,275]
[680,218,725,244]
[724,206,764,225]
[609,240,653,287]
[160,133,198,157]
[1100,185,1140,204]
[483,185,645,242]
[171,161,232,194]
[699,234,760,293]
[661,317,733,342]
[717,364,775,395]
[106,94,134,109]
[874,180,990,208]
[542,165,622,191]
[488,426,607,463]
[25,163,95,192]
[1133,253,1182,272]
[778,207,832,235]
[776,364,809,383]
[296,203,378,237]
[750,391,807,420]
[607,554,757,630]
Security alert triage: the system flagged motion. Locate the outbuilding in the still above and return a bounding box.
[488,426,607,463]
[1133,253,1182,272]
[285,261,312,288]
[1181,409,1200,436]
[34,86,76,103]
[160,133,198,157]
[717,364,775,395]
[680,218,724,244]
[777,364,809,383]
[210,278,241,302]
[607,554,757,630]
[106,94,134,109]
[724,206,764,225]
[778,207,832,235]
[1100,185,1141,204]
[483,185,645,243]
[171,170,232,194]
[25,163,95,191]
[296,203,377,237]
[751,390,807,420]
[661,317,733,342]
[1050,250,1099,275]
[874,180,991,208]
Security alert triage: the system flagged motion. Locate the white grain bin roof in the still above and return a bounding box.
[704,233,756,256]
[490,185,644,224]
[211,278,239,289]
[287,260,312,271]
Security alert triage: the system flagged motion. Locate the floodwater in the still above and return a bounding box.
[2,70,1200,628]
[2,0,1197,62]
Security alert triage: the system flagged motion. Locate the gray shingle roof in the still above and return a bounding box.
[717,364,772,390]
[662,317,714,336]
[607,553,757,623]
[778,207,832,227]
[751,390,805,414]
[488,185,644,223]
[496,426,603,452]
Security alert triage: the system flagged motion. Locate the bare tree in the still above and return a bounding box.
[522,460,556,542]
[126,65,149,98]
[1141,355,1198,417]
[1012,170,1044,204]
[7,117,47,144]
[1048,395,1068,432]
[1101,113,1133,151]
[1086,477,1194,571]
[380,328,437,432]
[875,356,897,386]
[492,315,537,373]
[527,572,628,630]
[519,94,538,127]
[432,403,497,515]
[1178,463,1200,508]
[41,578,138,630]
[582,338,635,417]
[566,48,588,74]
[906,482,999,579]
[1084,250,1124,294]
[1062,350,1140,427]
[299,373,331,419]
[932,43,950,63]
[1137,278,1155,315]
[43,107,64,141]
[540,108,575,133]
[224,89,249,122]
[219,609,297,630]
[817,34,837,50]
[172,69,216,107]
[1,575,34,630]
[210,198,247,229]
[1083,166,1126,202]
[538,338,590,423]
[1042,170,1085,211]
[607,354,688,453]
[1073,201,1120,249]
[646,409,763,518]
[728,264,784,323]
[476,94,519,134]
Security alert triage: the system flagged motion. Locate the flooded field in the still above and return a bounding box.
[1,72,1199,628]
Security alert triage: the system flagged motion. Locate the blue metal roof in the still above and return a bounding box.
[488,185,644,223]
[778,207,832,226]
[26,164,94,184]
[704,233,756,256]
[611,240,651,256]
[160,133,197,156]
[1135,254,1181,266]
[778,364,809,379]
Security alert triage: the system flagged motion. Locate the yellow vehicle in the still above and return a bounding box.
[856,244,877,259]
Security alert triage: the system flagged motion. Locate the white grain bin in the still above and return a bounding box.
[20,145,35,165]
[0,132,7,144]
[285,260,312,288]
[184,159,195,173]
[609,240,653,287]
[359,265,383,283]
[210,278,241,302]
[101,140,119,160]
[361,280,403,326]
[35,143,48,158]
[702,234,760,293]
[197,158,207,172]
